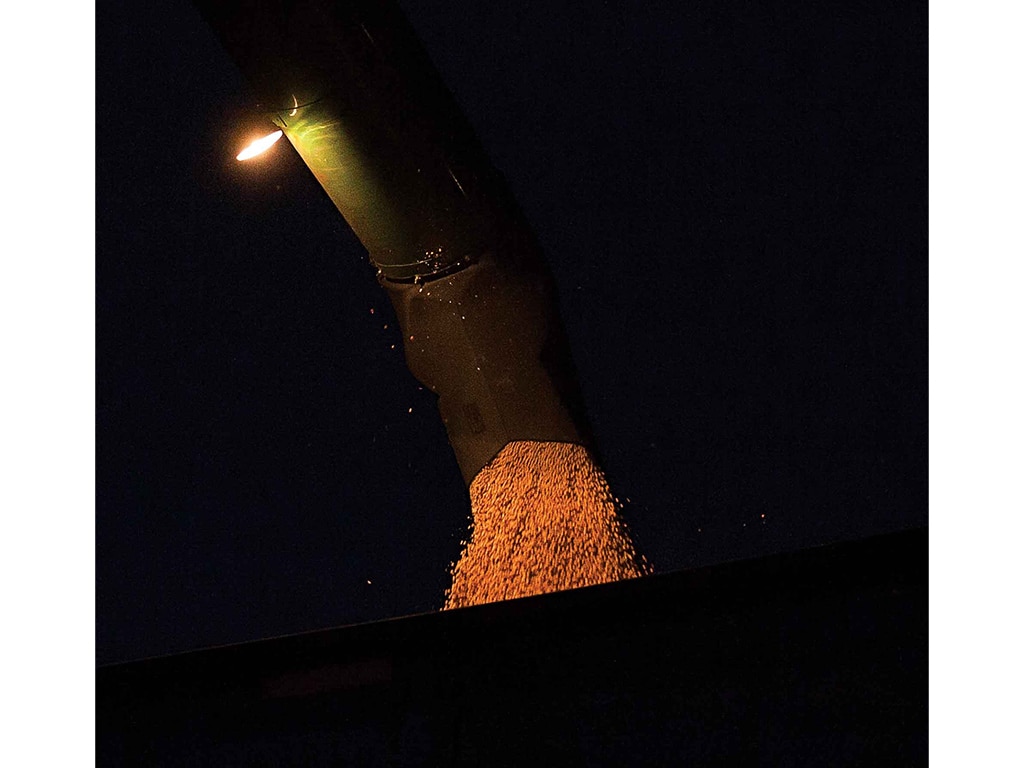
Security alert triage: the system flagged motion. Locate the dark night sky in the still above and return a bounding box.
[96,0,926,663]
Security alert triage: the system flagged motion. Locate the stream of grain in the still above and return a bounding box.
[444,440,650,609]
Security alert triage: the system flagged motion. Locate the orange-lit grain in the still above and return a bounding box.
[444,441,650,609]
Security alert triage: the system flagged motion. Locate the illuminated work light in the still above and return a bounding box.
[236,129,283,161]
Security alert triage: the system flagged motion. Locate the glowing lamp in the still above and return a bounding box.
[236,129,283,161]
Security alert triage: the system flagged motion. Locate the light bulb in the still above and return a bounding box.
[236,130,283,161]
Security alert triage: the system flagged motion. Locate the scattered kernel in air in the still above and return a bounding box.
[408,408,413,413]
[369,308,375,314]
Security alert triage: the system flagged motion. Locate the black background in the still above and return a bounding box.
[97,0,926,663]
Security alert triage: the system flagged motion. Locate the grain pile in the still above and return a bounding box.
[444,440,650,609]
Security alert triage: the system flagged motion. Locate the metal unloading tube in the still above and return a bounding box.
[194,0,592,484]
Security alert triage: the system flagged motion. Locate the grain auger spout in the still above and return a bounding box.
[194,0,648,604]
[193,0,592,486]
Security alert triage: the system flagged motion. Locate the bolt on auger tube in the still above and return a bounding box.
[193,0,594,485]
